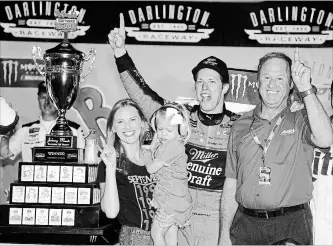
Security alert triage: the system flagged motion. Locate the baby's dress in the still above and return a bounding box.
[150,139,193,228]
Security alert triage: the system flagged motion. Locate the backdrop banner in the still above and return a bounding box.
[0,1,332,47]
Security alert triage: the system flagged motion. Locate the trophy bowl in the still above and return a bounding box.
[32,10,96,139]
[33,41,96,137]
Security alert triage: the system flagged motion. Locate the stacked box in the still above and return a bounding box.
[0,146,102,228]
[0,204,100,227]
[18,162,98,183]
[10,183,100,205]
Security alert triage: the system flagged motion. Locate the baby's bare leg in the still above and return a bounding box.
[165,225,178,246]
[151,219,168,246]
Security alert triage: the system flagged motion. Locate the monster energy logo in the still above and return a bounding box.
[2,60,18,86]
[230,73,259,101]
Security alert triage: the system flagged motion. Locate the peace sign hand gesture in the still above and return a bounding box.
[98,133,117,172]
[291,48,312,92]
[108,13,126,53]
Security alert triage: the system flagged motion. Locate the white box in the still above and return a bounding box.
[36,208,49,225]
[9,207,22,225]
[49,208,62,226]
[22,208,35,225]
[61,209,75,226]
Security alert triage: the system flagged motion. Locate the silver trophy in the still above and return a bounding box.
[32,10,96,146]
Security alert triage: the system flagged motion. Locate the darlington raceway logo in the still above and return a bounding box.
[0,1,90,39]
[123,4,214,43]
[244,5,333,44]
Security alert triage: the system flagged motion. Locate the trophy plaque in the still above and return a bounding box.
[32,9,96,148]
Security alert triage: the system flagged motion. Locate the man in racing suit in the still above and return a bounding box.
[107,14,237,246]
[0,81,85,162]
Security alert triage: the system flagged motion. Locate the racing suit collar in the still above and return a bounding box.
[197,109,225,126]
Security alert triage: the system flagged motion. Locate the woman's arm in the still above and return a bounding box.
[145,159,166,174]
[98,135,119,218]
[100,168,120,218]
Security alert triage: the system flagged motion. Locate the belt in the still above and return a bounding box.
[239,203,308,219]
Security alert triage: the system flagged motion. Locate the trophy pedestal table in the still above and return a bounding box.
[0,221,120,245]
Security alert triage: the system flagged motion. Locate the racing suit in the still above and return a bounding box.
[115,52,237,246]
[9,116,85,162]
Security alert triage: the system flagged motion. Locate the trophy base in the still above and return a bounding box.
[32,147,81,162]
[45,135,77,148]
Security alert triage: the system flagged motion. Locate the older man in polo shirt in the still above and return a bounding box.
[219,49,333,245]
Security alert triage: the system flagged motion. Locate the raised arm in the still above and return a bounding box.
[292,48,333,148]
[98,136,119,218]
[108,13,165,120]
[99,166,119,218]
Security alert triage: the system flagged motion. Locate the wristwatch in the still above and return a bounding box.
[299,86,317,98]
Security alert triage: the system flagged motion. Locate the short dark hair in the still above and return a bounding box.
[37,81,47,95]
[257,52,293,86]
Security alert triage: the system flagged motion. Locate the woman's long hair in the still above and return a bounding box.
[106,98,148,175]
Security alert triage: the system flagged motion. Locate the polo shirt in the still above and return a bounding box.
[225,105,314,209]
[9,116,85,162]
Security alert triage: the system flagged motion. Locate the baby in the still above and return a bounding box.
[146,103,192,246]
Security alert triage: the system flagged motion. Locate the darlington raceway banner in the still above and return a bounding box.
[0,1,332,47]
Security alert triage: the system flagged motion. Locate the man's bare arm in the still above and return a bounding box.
[219,177,238,245]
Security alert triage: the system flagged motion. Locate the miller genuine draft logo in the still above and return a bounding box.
[0,1,90,39]
[123,4,214,43]
[244,5,333,44]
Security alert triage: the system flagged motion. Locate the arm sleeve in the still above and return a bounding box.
[224,129,238,179]
[8,126,26,160]
[155,140,185,164]
[115,52,166,120]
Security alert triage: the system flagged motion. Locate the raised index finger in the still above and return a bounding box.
[107,132,115,148]
[119,13,125,34]
[294,47,300,61]
[100,136,107,148]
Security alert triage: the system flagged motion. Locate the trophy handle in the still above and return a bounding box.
[82,48,97,82]
[32,46,46,77]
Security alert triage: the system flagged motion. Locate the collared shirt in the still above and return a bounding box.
[225,105,314,209]
[9,116,85,162]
